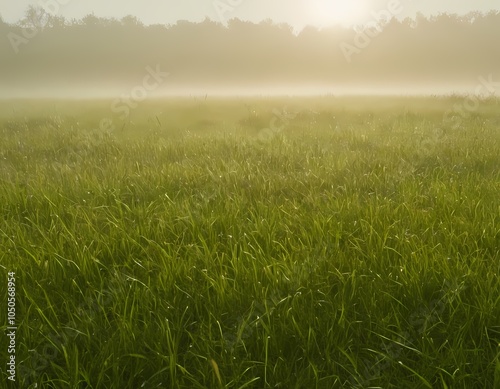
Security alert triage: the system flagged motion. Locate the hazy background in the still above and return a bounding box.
[1,0,499,98]
[3,0,500,30]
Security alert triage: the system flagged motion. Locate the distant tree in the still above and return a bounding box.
[414,12,430,27]
[21,5,50,31]
[259,18,275,27]
[463,11,483,24]
[102,18,122,27]
[121,15,143,28]
[0,13,8,27]
[81,13,101,27]
[47,14,66,29]
[402,17,417,29]
[0,13,8,32]
[175,19,196,27]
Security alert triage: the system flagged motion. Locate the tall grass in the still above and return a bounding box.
[0,97,498,388]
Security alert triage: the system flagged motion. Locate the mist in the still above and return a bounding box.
[1,8,499,98]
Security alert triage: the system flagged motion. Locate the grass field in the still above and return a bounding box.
[0,96,499,388]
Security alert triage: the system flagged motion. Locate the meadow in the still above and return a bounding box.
[0,96,499,388]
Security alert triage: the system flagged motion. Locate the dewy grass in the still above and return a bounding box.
[0,96,498,388]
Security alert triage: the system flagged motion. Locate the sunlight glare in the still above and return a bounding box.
[309,0,367,27]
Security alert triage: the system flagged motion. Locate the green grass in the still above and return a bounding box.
[0,96,499,388]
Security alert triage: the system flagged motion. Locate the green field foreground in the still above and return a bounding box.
[0,97,499,388]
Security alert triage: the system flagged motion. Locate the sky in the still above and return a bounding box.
[1,0,500,30]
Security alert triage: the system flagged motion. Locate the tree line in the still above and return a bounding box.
[1,6,499,94]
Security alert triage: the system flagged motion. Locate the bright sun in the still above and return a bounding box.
[309,0,366,27]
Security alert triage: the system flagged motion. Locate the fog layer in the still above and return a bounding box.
[1,9,499,97]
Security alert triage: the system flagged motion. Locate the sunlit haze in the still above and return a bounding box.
[307,0,368,28]
[1,0,499,97]
[3,0,500,30]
